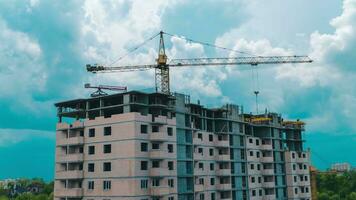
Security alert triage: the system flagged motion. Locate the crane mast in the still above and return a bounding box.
[156,31,170,94]
[86,31,313,95]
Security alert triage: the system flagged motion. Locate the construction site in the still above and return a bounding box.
[53,31,314,200]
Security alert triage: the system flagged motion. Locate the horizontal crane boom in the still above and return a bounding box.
[169,56,312,67]
[86,64,156,73]
[87,56,313,73]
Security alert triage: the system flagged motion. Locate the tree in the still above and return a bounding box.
[0,195,9,200]
[347,192,356,200]
[0,189,7,197]
[317,171,356,199]
[15,193,35,200]
[47,192,53,200]
[330,194,341,200]
[34,194,48,200]
[42,182,53,195]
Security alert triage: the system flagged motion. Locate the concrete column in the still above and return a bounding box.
[58,107,63,123]
[99,98,104,116]
[123,94,130,113]
[76,103,80,120]
[86,101,89,119]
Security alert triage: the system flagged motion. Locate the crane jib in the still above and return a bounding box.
[85,30,313,94]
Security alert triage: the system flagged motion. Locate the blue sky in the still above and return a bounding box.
[0,0,355,181]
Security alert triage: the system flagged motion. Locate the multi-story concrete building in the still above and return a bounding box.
[54,91,311,200]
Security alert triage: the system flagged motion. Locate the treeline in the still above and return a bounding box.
[317,170,356,200]
[0,178,53,200]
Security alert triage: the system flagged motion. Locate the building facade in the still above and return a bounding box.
[330,163,351,172]
[54,91,311,200]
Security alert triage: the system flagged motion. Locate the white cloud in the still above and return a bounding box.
[29,0,40,7]
[213,0,356,135]
[0,18,48,113]
[168,36,227,98]
[79,1,230,99]
[310,0,356,70]
[0,129,54,147]
[80,0,184,90]
[80,0,182,64]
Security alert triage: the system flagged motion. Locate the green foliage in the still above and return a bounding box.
[0,195,9,200]
[46,193,53,200]
[33,194,47,200]
[346,192,356,200]
[0,178,53,200]
[317,171,356,200]
[41,182,53,196]
[15,193,35,200]
[0,189,8,197]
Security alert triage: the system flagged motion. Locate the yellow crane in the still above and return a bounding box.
[86,31,313,95]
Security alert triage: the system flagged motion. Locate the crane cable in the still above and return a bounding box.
[108,32,161,67]
[256,66,260,114]
[251,65,260,114]
[163,31,256,56]
[108,31,257,67]
[164,31,263,114]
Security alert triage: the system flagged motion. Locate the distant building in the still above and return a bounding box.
[331,163,351,172]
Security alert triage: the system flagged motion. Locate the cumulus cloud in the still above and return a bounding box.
[0,18,47,113]
[214,0,356,136]
[0,0,355,137]
[168,37,227,98]
[310,0,356,71]
[80,0,184,90]
[80,0,230,101]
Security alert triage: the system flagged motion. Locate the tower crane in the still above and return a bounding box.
[86,31,313,96]
[84,83,127,97]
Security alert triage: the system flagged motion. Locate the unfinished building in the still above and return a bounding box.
[54,91,311,200]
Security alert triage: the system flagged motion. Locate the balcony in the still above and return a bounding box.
[263,194,276,200]
[149,150,167,159]
[261,156,274,163]
[215,140,230,147]
[295,168,309,174]
[149,168,170,177]
[194,184,204,192]
[56,170,83,179]
[150,132,169,142]
[55,188,83,197]
[262,169,274,175]
[298,191,311,199]
[297,157,309,163]
[70,121,84,129]
[56,154,83,163]
[216,154,230,162]
[262,181,275,188]
[261,144,273,150]
[216,183,232,191]
[56,123,69,130]
[151,116,167,124]
[216,169,231,176]
[296,181,310,187]
[57,137,84,146]
[150,186,170,196]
